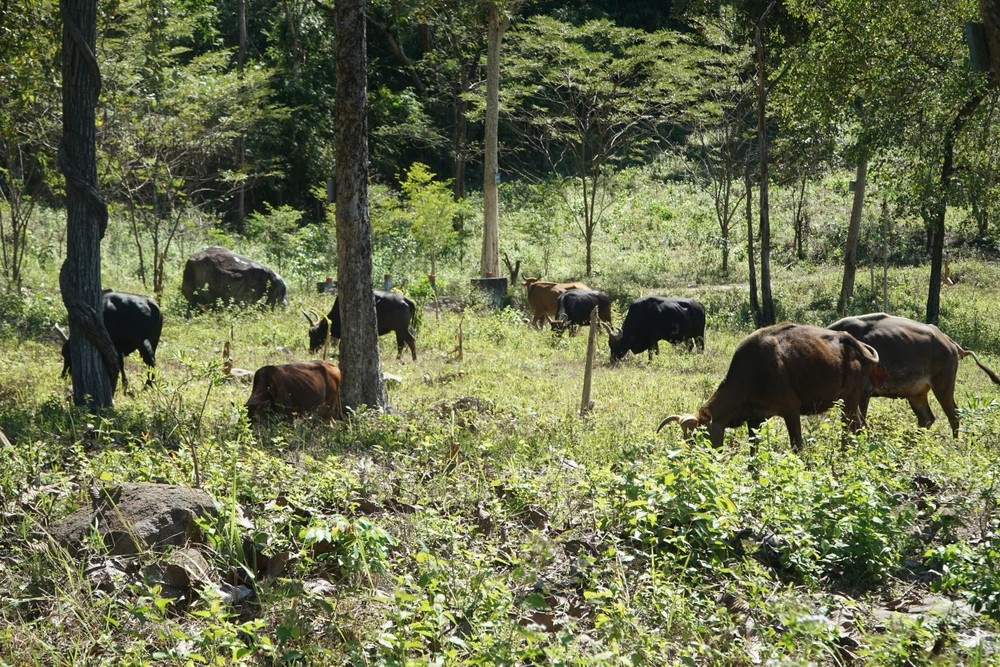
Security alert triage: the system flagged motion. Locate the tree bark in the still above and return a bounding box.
[755,2,777,326]
[745,172,760,322]
[926,92,984,324]
[837,154,867,314]
[480,2,506,279]
[335,0,387,410]
[981,0,1000,82]
[60,0,117,409]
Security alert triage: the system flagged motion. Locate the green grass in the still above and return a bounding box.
[5,176,1000,665]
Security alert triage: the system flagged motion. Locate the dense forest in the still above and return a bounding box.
[3,0,999,320]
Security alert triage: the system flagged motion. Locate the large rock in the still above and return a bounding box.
[181,246,288,310]
[49,483,218,556]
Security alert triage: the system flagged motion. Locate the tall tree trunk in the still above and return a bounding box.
[745,172,760,322]
[981,0,1000,82]
[755,2,776,326]
[480,3,506,278]
[60,0,117,409]
[926,92,984,324]
[335,0,387,410]
[837,154,867,314]
[235,0,248,227]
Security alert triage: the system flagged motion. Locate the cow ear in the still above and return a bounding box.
[697,406,713,425]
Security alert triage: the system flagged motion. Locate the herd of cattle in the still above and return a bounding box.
[55,246,1000,449]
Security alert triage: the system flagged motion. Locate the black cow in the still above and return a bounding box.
[58,290,163,390]
[305,289,417,361]
[548,289,612,335]
[604,296,705,362]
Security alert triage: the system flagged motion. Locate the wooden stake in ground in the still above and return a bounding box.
[581,306,598,415]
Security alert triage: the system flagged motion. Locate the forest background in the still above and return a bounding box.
[6,0,1000,665]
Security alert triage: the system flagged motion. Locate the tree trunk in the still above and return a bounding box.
[335,0,387,410]
[480,3,506,278]
[745,172,760,322]
[755,3,776,326]
[926,92,984,324]
[981,0,1000,82]
[837,154,867,314]
[60,0,117,409]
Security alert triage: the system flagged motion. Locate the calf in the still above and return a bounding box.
[305,290,417,361]
[605,296,705,361]
[549,289,612,335]
[828,312,1000,436]
[58,290,163,391]
[245,360,343,422]
[658,322,881,451]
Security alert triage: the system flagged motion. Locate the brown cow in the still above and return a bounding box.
[245,360,343,423]
[828,312,1000,436]
[523,277,589,328]
[658,322,881,451]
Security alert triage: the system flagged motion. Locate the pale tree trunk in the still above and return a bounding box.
[235,0,248,227]
[335,0,387,410]
[481,2,508,278]
[837,154,867,314]
[746,172,760,322]
[60,0,117,409]
[754,1,777,326]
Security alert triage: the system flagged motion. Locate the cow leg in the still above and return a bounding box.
[930,375,961,437]
[405,331,417,361]
[782,414,804,452]
[907,391,936,429]
[696,336,705,352]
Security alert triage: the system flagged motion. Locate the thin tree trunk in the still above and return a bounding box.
[481,3,506,278]
[927,93,984,324]
[335,0,387,410]
[60,0,117,409]
[755,2,776,326]
[746,172,760,322]
[837,154,867,314]
[981,0,1000,81]
[235,0,248,227]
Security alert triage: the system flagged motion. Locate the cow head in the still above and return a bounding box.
[601,322,627,361]
[657,407,722,447]
[548,315,569,336]
[303,309,330,352]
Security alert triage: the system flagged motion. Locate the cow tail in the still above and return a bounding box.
[960,347,1000,385]
[407,297,421,332]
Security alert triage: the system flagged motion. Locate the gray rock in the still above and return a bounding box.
[48,483,218,556]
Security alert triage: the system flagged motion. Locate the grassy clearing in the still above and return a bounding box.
[5,178,1000,664]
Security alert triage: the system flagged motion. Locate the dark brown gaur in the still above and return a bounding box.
[658,322,881,451]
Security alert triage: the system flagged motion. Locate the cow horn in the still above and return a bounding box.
[54,324,69,341]
[657,413,700,434]
[601,321,623,341]
[302,309,317,325]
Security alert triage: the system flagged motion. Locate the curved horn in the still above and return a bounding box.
[302,309,317,326]
[54,324,69,342]
[657,413,700,433]
[601,322,623,342]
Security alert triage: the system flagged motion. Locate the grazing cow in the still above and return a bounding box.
[523,277,589,328]
[549,289,612,335]
[244,360,343,422]
[827,312,1000,436]
[304,289,417,361]
[181,246,287,311]
[658,322,881,451]
[604,296,706,361]
[58,290,163,391]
